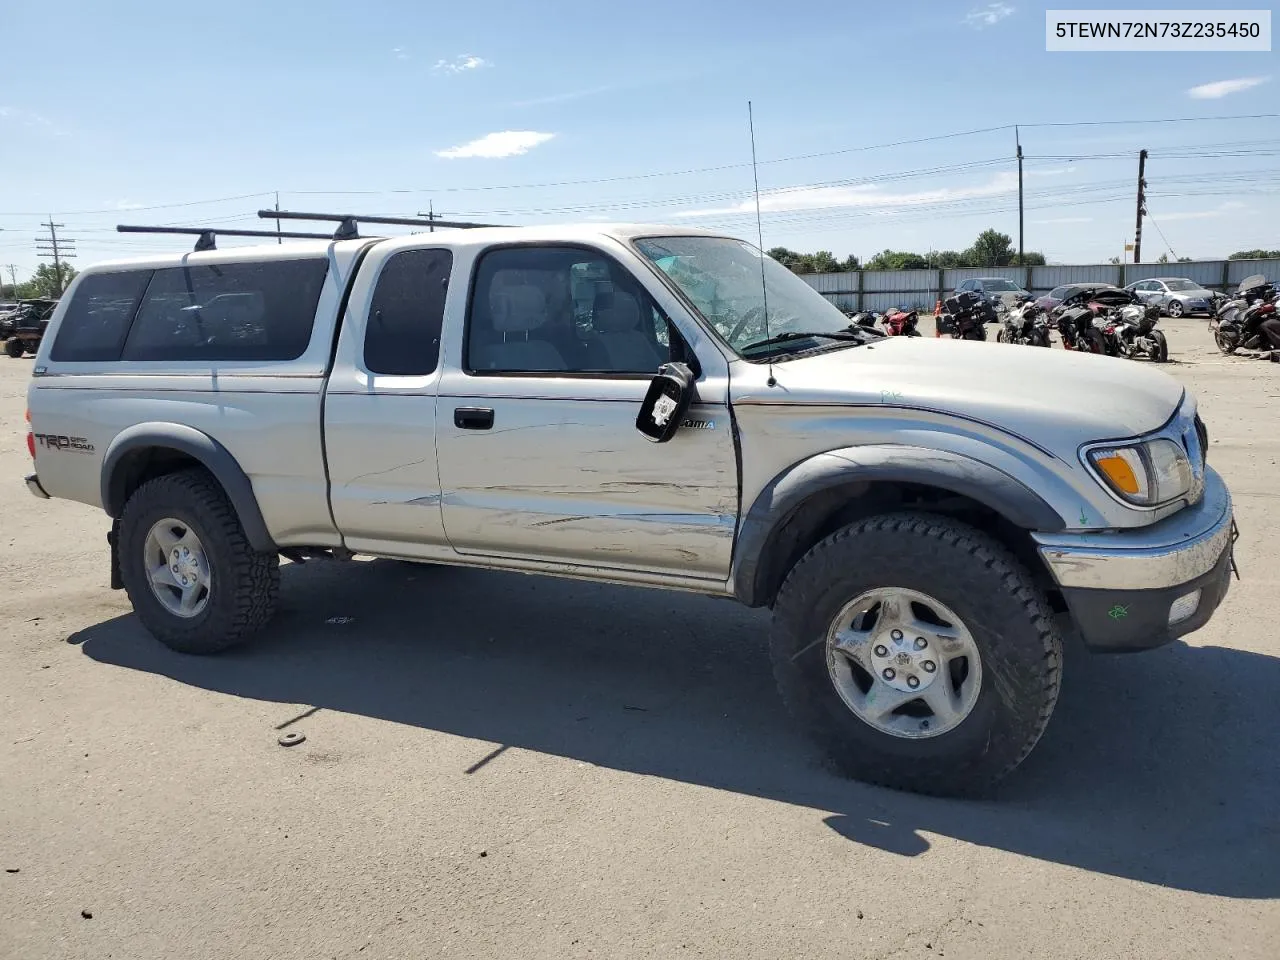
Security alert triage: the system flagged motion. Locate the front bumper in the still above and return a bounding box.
[1033,467,1235,651]
[26,473,50,499]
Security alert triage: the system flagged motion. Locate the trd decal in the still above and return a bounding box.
[33,434,96,453]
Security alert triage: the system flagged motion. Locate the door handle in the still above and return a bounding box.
[454,407,494,430]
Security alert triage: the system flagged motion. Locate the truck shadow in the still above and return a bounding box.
[73,558,1277,899]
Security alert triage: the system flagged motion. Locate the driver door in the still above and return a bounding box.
[434,243,739,580]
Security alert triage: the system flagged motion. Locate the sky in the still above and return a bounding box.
[1,0,1278,281]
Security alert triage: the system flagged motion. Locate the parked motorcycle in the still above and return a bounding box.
[939,291,994,341]
[1101,302,1169,361]
[846,310,883,330]
[1211,274,1277,354]
[878,307,921,337]
[996,296,1052,347]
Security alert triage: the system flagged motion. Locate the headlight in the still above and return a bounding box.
[1088,438,1193,506]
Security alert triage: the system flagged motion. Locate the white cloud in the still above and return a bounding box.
[964,3,1014,28]
[513,85,614,107]
[1187,76,1269,99]
[433,54,488,74]
[436,130,555,159]
[0,104,66,135]
[392,47,410,61]
[676,167,1068,218]
[1157,201,1248,221]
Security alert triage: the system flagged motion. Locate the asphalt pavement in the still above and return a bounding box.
[2,318,1276,960]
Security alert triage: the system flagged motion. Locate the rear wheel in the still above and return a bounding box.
[1149,329,1169,362]
[1215,328,1239,355]
[769,512,1062,797]
[1084,328,1106,354]
[119,468,279,654]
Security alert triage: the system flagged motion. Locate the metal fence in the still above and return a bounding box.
[802,258,1280,312]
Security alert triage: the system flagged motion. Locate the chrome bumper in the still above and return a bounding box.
[26,474,50,499]
[1033,467,1233,591]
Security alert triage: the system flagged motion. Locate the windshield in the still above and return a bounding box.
[1164,280,1200,291]
[635,236,855,357]
[982,279,1020,291]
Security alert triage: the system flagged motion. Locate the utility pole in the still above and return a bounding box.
[417,202,436,232]
[36,218,76,296]
[1016,126,1024,265]
[275,191,282,244]
[1133,149,1148,264]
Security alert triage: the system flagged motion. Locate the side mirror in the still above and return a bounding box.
[636,362,694,443]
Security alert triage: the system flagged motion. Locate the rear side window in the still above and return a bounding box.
[122,258,328,362]
[363,249,452,376]
[50,270,153,362]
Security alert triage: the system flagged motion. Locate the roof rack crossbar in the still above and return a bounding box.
[256,210,509,236]
[117,224,337,252]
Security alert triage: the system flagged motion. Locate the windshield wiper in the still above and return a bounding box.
[741,328,873,355]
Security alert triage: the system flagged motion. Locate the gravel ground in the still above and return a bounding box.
[2,318,1276,960]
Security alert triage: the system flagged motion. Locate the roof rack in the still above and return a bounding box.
[256,209,510,240]
[117,224,335,252]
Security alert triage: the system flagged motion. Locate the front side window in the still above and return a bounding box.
[1164,280,1198,291]
[466,245,676,375]
[364,249,452,376]
[635,235,863,359]
[122,258,327,362]
[49,270,153,362]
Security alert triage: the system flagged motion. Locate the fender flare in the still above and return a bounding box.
[730,444,1065,607]
[100,423,276,552]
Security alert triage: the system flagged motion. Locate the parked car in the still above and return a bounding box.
[24,225,1235,798]
[1124,278,1216,318]
[1036,282,1123,314]
[954,277,1029,310]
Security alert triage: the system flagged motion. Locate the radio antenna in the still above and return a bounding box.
[748,100,776,387]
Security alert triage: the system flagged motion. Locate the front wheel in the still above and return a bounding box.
[1166,300,1184,319]
[1083,328,1107,354]
[769,512,1063,797]
[4,338,24,358]
[119,468,280,654]
[1215,328,1239,355]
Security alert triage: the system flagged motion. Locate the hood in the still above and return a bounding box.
[753,336,1184,452]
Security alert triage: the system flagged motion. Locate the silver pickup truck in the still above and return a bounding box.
[23,225,1236,796]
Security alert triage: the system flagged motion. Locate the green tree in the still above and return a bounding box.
[15,262,77,299]
[1228,249,1280,260]
[865,249,929,271]
[964,229,1016,267]
[1156,252,1169,264]
[1012,251,1046,266]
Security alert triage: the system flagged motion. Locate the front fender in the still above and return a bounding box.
[730,444,1066,607]
[100,422,275,552]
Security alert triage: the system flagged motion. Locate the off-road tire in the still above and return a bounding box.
[119,468,279,654]
[4,338,24,358]
[770,511,1063,797]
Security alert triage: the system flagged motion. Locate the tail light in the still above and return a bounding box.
[25,409,34,459]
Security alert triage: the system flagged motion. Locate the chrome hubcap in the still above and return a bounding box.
[826,587,982,739]
[144,518,211,618]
